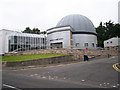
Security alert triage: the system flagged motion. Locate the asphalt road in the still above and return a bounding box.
[2,56,119,89]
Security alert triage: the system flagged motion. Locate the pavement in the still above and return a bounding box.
[2,56,120,89]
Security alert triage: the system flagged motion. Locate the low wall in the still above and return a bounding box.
[4,49,118,67]
[2,55,77,67]
[5,48,118,59]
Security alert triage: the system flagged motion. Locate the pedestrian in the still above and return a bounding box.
[86,55,89,61]
[84,55,86,61]
[83,48,89,61]
[84,54,89,61]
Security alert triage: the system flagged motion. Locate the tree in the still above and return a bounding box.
[32,28,40,34]
[22,27,47,35]
[96,21,120,47]
[22,27,33,33]
[96,22,106,47]
[40,31,46,34]
[23,27,41,34]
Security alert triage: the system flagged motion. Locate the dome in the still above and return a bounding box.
[56,14,96,34]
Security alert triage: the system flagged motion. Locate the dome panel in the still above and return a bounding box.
[56,14,96,34]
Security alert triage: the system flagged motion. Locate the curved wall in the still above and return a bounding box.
[72,34,97,49]
[47,30,71,49]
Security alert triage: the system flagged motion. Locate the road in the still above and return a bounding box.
[2,56,119,89]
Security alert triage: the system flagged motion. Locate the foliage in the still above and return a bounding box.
[40,31,46,34]
[96,21,120,47]
[33,28,40,34]
[2,54,65,62]
[22,27,33,33]
[22,27,46,34]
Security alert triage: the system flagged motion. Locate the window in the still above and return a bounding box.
[14,36,17,44]
[8,39,11,52]
[84,43,88,47]
[110,41,112,43]
[75,43,79,47]
[92,43,94,47]
[107,42,109,44]
[41,38,43,44]
[43,38,45,44]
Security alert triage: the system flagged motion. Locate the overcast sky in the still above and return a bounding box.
[0,0,119,32]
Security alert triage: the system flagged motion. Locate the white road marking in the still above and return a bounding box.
[81,80,85,82]
[112,85,117,88]
[34,74,38,76]
[3,84,21,90]
[104,82,106,84]
[99,84,102,86]
[117,84,119,86]
[42,76,46,79]
[63,77,66,79]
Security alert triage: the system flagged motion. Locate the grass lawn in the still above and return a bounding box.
[2,53,66,62]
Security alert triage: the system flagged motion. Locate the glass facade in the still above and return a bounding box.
[8,35,46,52]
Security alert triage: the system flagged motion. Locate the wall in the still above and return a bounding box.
[72,34,97,49]
[47,30,71,49]
[118,1,120,23]
[104,37,119,47]
[6,48,118,61]
[4,48,118,67]
[0,30,12,55]
[2,55,75,67]
[0,31,3,55]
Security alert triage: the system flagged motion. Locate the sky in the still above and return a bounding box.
[0,0,119,32]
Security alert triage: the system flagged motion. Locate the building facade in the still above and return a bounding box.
[118,1,120,23]
[0,29,46,55]
[47,14,97,49]
[104,37,120,50]
[47,26,72,49]
[0,14,98,55]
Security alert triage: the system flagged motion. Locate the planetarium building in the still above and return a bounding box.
[47,14,97,49]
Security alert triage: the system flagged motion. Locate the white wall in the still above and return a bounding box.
[118,1,120,23]
[0,31,3,55]
[0,29,46,55]
[72,34,97,49]
[47,26,97,49]
[104,37,120,47]
[0,30,17,54]
[47,30,71,49]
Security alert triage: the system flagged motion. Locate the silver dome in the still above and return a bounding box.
[56,14,96,33]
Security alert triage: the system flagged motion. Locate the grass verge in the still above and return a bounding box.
[1,53,66,62]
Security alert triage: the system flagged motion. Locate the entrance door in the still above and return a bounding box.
[50,42,63,49]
